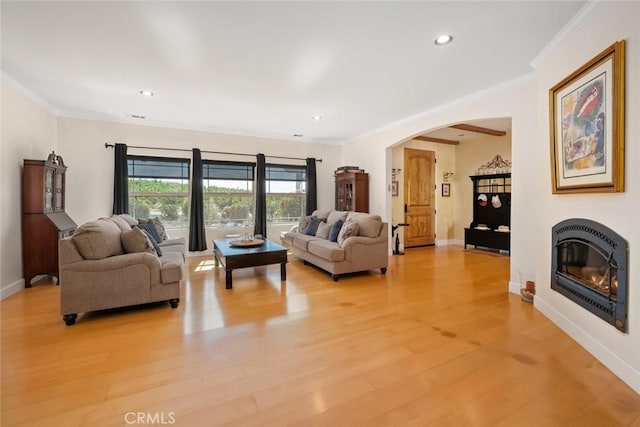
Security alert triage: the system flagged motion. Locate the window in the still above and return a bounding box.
[202,161,255,229]
[265,164,306,226]
[127,156,190,229]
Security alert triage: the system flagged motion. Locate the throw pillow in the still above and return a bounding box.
[151,217,168,240]
[337,219,359,246]
[315,221,332,239]
[328,219,344,242]
[141,229,163,256]
[121,227,157,256]
[73,219,124,260]
[136,220,162,243]
[304,218,326,236]
[298,215,312,233]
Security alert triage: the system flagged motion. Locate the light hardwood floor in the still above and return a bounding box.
[2,246,639,426]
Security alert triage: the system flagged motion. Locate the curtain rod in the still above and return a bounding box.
[104,143,322,162]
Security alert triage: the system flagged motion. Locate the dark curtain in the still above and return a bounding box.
[189,148,207,251]
[305,158,317,215]
[112,143,129,214]
[254,153,267,238]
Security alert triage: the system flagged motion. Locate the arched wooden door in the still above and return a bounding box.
[404,148,435,247]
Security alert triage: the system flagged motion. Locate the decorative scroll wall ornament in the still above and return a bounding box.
[475,154,512,175]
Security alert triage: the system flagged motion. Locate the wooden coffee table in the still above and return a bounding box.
[213,238,288,289]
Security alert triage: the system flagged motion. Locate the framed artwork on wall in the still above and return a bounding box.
[391,181,398,197]
[442,183,450,197]
[549,40,625,194]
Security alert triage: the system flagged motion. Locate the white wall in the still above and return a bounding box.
[531,1,640,393]
[1,78,58,299]
[56,117,342,240]
[342,75,536,292]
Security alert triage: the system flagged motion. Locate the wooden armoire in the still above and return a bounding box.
[22,152,77,287]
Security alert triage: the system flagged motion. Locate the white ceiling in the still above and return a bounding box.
[1,1,585,145]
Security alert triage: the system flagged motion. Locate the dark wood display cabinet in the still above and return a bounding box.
[22,152,77,287]
[335,171,369,213]
[464,173,511,252]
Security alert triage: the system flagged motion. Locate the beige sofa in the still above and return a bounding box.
[281,209,388,281]
[58,215,185,325]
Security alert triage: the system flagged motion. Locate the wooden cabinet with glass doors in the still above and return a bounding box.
[22,152,77,287]
[334,171,369,213]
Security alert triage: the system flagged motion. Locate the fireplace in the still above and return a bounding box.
[551,218,628,332]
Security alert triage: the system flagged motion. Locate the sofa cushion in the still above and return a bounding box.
[311,209,331,220]
[136,220,162,243]
[293,234,322,251]
[337,219,359,246]
[158,237,185,247]
[117,214,139,227]
[121,227,158,256]
[346,212,382,238]
[151,217,169,240]
[315,221,332,239]
[326,210,348,225]
[304,218,326,236]
[73,219,124,260]
[106,215,132,232]
[328,219,344,242]
[308,240,345,262]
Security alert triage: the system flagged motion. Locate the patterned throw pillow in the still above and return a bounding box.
[304,218,326,236]
[328,219,344,242]
[298,215,313,233]
[337,219,359,246]
[136,220,162,243]
[141,229,163,256]
[151,217,168,240]
[121,227,158,256]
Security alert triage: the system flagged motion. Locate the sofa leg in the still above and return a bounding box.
[63,314,77,326]
[169,298,180,309]
[332,274,339,282]
[303,260,309,265]
[381,268,387,275]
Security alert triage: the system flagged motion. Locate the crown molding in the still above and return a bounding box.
[530,0,605,69]
[1,71,59,115]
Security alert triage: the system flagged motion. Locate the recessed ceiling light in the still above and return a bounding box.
[293,134,303,137]
[312,115,322,121]
[434,34,453,46]
[139,90,154,97]
[130,114,146,119]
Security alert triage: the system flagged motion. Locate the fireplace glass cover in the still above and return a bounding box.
[557,239,618,300]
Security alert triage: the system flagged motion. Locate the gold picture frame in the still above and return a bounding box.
[549,40,625,194]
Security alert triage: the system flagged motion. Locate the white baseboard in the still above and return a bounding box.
[435,239,464,247]
[508,280,521,294]
[535,295,640,394]
[1,279,25,301]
